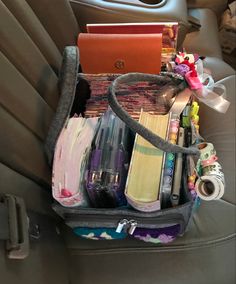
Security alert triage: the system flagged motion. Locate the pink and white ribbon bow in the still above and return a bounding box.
[193,60,230,113]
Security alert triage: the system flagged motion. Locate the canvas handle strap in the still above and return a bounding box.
[108,73,200,155]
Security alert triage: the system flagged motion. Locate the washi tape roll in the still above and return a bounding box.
[195,162,225,200]
[198,142,216,162]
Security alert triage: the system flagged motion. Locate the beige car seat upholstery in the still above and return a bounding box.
[0,2,78,282]
[0,0,79,212]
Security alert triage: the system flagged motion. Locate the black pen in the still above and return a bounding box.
[171,127,184,206]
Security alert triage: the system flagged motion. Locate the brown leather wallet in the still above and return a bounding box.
[77,33,162,74]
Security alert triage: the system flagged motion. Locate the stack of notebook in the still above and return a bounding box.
[52,110,180,211]
[86,22,179,64]
[125,110,170,212]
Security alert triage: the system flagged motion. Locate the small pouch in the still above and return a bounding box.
[78,33,162,74]
[85,109,133,208]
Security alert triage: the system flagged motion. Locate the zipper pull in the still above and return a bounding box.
[128,220,137,235]
[116,219,128,233]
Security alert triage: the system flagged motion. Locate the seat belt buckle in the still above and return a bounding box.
[3,194,29,259]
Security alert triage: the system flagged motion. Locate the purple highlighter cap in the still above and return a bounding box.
[115,149,124,170]
[90,149,102,169]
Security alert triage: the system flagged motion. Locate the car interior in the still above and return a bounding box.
[0,0,235,283]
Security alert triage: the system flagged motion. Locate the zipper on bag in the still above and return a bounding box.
[128,220,138,235]
[65,212,185,235]
[116,219,137,234]
[116,218,181,236]
[56,205,187,235]
[115,219,129,233]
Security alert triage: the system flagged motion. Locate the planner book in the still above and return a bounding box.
[125,111,170,212]
[86,22,179,62]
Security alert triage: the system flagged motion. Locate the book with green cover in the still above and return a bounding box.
[125,110,170,212]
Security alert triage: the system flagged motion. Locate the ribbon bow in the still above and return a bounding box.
[174,53,230,113]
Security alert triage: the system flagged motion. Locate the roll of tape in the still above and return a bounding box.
[198,142,216,162]
[195,176,222,200]
[195,162,225,200]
